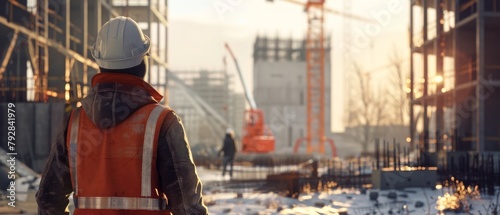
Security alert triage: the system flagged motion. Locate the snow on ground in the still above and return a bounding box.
[198,167,499,215]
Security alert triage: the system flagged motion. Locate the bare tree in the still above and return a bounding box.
[388,47,409,126]
[345,62,389,153]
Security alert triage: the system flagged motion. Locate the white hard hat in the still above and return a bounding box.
[226,128,234,134]
[91,16,151,69]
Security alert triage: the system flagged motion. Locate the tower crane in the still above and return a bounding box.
[265,0,372,156]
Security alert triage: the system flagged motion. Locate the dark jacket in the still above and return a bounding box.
[36,73,208,215]
[219,134,237,158]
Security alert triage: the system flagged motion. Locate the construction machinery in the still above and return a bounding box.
[225,43,275,153]
[265,0,372,156]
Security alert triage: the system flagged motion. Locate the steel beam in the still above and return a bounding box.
[0,16,99,70]
[410,0,415,150]
[27,39,42,98]
[100,0,120,17]
[0,31,19,80]
[149,53,168,68]
[150,6,169,27]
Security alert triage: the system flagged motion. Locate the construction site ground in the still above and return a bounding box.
[0,190,37,214]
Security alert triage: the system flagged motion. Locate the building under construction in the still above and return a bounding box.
[253,35,335,155]
[409,0,500,164]
[0,0,168,172]
[168,70,245,149]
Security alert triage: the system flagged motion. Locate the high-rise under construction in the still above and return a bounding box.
[409,0,500,162]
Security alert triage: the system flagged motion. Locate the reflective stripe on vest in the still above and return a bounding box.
[76,197,166,210]
[69,109,81,195]
[142,105,165,196]
[69,105,166,210]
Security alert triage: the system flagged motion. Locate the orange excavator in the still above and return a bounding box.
[225,43,275,153]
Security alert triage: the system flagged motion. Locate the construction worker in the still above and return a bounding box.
[36,17,208,215]
[218,128,237,177]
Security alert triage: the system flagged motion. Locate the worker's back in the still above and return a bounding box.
[69,106,169,214]
[67,74,172,215]
[36,17,208,215]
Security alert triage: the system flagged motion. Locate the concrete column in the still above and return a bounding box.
[97,0,102,28]
[423,0,429,156]
[452,0,459,151]
[435,0,445,152]
[476,0,485,152]
[65,0,70,102]
[157,0,161,90]
[83,0,88,96]
[147,0,152,83]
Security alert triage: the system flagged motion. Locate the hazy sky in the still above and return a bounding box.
[168,0,411,132]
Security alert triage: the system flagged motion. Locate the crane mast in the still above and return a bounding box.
[265,0,371,156]
[305,0,326,154]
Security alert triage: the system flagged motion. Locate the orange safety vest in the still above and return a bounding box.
[66,103,172,215]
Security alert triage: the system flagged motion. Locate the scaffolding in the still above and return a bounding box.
[0,0,169,172]
[0,0,169,104]
[409,0,500,161]
[168,70,244,147]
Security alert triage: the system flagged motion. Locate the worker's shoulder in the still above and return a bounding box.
[157,107,186,140]
[154,103,172,111]
[157,105,183,125]
[152,104,173,115]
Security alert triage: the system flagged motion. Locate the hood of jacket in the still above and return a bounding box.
[81,73,163,129]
